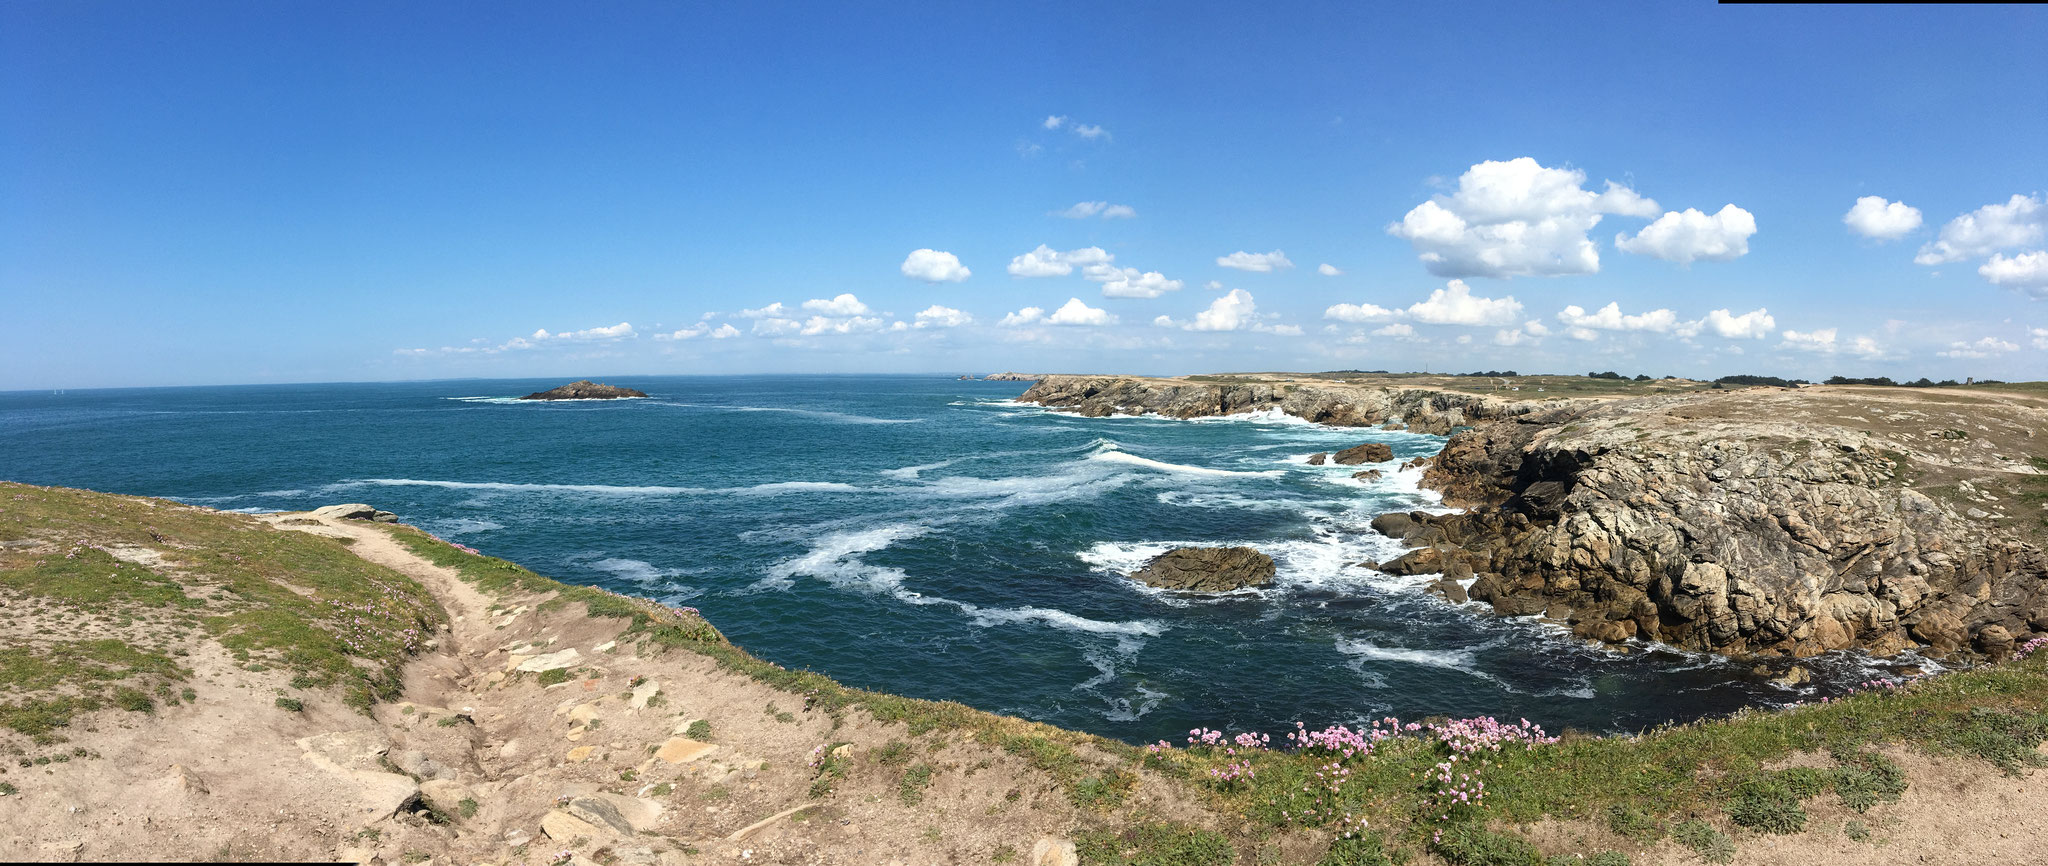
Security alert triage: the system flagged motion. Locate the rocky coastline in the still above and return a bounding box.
[1020,374,2048,661]
[518,380,649,400]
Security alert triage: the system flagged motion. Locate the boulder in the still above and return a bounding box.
[1352,469,1384,482]
[1031,838,1080,866]
[1306,453,1328,465]
[1976,624,2015,659]
[565,797,637,836]
[1128,547,1277,592]
[519,380,649,401]
[1333,442,1394,465]
[541,809,612,841]
[310,503,397,522]
[1430,578,1469,604]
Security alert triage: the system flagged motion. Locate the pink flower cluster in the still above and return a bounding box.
[2017,636,2048,661]
[1421,716,1556,821]
[1209,759,1255,784]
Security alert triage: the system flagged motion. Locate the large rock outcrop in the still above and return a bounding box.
[1391,390,2048,658]
[519,380,648,401]
[1017,375,1555,435]
[1129,547,1277,592]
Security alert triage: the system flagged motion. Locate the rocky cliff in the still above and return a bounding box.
[1018,374,1564,434]
[1021,374,2048,660]
[1393,387,2048,659]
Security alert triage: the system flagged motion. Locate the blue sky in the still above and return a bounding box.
[4,1,2045,389]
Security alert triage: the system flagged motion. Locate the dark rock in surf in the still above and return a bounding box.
[1306,453,1328,465]
[1129,547,1276,593]
[518,380,649,401]
[1333,442,1394,465]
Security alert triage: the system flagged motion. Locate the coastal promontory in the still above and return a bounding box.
[517,380,648,400]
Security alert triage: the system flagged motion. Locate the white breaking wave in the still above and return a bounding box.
[880,460,957,480]
[1085,441,1282,478]
[251,488,307,497]
[427,517,503,536]
[962,604,1164,637]
[658,401,919,425]
[588,557,686,584]
[1337,638,1477,670]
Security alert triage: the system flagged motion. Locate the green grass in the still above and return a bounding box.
[686,719,711,740]
[0,484,443,732]
[898,761,934,805]
[1075,821,1234,866]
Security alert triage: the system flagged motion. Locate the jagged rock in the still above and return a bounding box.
[984,372,1042,382]
[1430,578,1469,604]
[1352,469,1384,482]
[1333,442,1394,465]
[1977,624,2015,659]
[1017,374,1548,434]
[311,503,397,523]
[565,797,636,836]
[1128,547,1276,592]
[542,809,612,841]
[517,649,581,672]
[1031,838,1080,866]
[519,380,649,401]
[1770,665,1812,687]
[1306,453,1328,465]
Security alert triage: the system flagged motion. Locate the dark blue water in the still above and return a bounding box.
[0,376,1930,742]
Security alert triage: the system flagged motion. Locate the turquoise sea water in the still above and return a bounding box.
[0,375,1931,742]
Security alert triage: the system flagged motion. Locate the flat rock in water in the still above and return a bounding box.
[1333,442,1394,465]
[519,380,649,401]
[1129,547,1276,592]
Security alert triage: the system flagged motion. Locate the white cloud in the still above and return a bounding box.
[1522,319,1552,337]
[1493,329,1531,347]
[1372,323,1416,338]
[1000,306,1045,327]
[913,305,972,328]
[1779,328,1885,358]
[1074,123,1109,140]
[802,293,870,316]
[1937,336,2019,359]
[798,315,887,336]
[1700,307,1776,339]
[1557,302,1681,333]
[533,322,636,341]
[656,322,740,341]
[1386,157,1661,278]
[1317,263,1342,276]
[1916,194,2046,265]
[1046,297,1114,326]
[1322,302,1397,323]
[1182,289,1257,331]
[1405,279,1523,326]
[1216,250,1295,272]
[1058,201,1136,219]
[2032,327,2048,350]
[1095,267,1183,299]
[1203,280,1225,290]
[1043,115,1066,130]
[738,302,785,318]
[751,317,800,336]
[1614,205,1757,263]
[1567,327,1599,341]
[1843,196,1922,240]
[1007,244,1112,277]
[901,248,971,283]
[1979,250,2048,296]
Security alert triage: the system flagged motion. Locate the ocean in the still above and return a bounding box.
[0,375,1931,743]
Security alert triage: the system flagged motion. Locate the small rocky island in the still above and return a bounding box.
[1130,546,1277,592]
[518,380,648,401]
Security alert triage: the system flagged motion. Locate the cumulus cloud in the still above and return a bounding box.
[1096,267,1184,298]
[1779,328,1885,358]
[1155,289,1294,334]
[2032,327,2048,350]
[1043,115,1066,130]
[738,302,785,318]
[1386,157,1661,278]
[1916,194,2046,265]
[1522,319,1552,337]
[1843,196,1923,240]
[656,322,740,340]
[1000,306,1045,327]
[1372,323,1417,339]
[1937,336,2019,359]
[1074,123,1109,140]
[1493,329,1531,347]
[1046,297,1114,326]
[913,305,972,328]
[1058,201,1137,219]
[1979,250,2048,296]
[1317,263,1342,276]
[802,293,870,316]
[1215,250,1294,272]
[1700,308,1776,339]
[901,248,971,283]
[1557,302,1681,333]
[798,315,887,336]
[534,322,636,341]
[1203,280,1225,290]
[1405,280,1523,326]
[1323,302,1398,323]
[1007,244,1112,277]
[1614,205,1757,263]
[751,317,801,336]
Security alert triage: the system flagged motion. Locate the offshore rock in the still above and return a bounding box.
[1130,547,1276,592]
[1333,442,1394,465]
[519,380,649,401]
